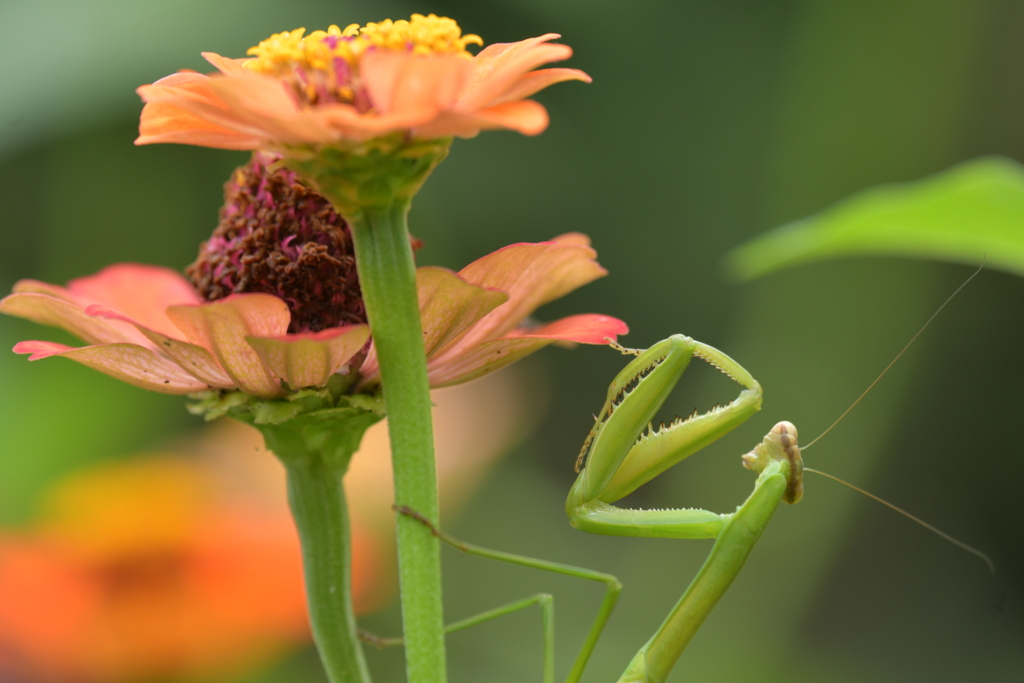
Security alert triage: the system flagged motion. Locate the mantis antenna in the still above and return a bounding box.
[801,259,986,451]
[798,259,994,573]
[802,466,995,573]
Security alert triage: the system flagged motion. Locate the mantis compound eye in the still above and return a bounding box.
[772,420,797,441]
[772,421,804,505]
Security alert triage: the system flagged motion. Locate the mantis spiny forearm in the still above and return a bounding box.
[566,336,800,683]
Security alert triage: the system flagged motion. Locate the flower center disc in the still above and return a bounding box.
[242,14,482,107]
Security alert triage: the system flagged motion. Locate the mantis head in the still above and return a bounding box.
[741,420,804,505]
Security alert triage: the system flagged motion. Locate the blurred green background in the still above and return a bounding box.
[2,0,1022,681]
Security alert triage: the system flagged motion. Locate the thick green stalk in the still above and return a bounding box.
[286,457,373,683]
[347,200,446,683]
[235,394,383,683]
[284,137,451,683]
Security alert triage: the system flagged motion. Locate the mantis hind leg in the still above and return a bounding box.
[359,594,556,683]
[395,505,622,683]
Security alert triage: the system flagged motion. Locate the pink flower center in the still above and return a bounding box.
[186,153,367,333]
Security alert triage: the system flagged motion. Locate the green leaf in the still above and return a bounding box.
[724,156,1024,281]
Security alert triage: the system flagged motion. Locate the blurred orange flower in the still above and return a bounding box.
[0,455,360,682]
[0,371,533,682]
[135,14,591,149]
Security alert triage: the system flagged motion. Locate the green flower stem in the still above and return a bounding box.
[347,199,446,683]
[285,137,452,683]
[234,395,384,683]
[285,456,372,683]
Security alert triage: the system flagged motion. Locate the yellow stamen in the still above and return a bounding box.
[244,13,483,77]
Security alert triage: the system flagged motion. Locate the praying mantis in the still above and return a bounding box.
[387,335,805,683]
[381,271,988,683]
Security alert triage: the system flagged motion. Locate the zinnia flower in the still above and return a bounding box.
[0,236,624,397]
[0,449,379,682]
[135,14,591,149]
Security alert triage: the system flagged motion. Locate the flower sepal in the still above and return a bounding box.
[188,375,384,471]
[283,134,452,215]
[251,405,382,474]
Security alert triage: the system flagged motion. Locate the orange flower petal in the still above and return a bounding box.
[138,72,272,149]
[137,72,224,111]
[140,68,312,146]
[436,235,608,357]
[0,293,144,347]
[141,80,282,142]
[414,99,550,138]
[361,51,474,115]
[506,313,630,344]
[359,267,507,385]
[201,51,250,76]
[201,76,342,144]
[141,60,332,146]
[64,264,202,340]
[87,305,235,389]
[166,295,289,397]
[459,34,576,111]
[138,100,269,149]
[142,70,365,146]
[489,67,593,106]
[317,102,445,139]
[137,32,589,147]
[472,33,564,67]
[246,324,370,389]
[12,341,210,394]
[427,314,627,387]
[544,232,592,247]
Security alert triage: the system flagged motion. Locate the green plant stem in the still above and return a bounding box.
[348,199,446,683]
[285,456,372,683]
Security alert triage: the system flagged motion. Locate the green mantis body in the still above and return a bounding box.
[566,336,802,683]
[392,334,805,683]
[387,263,994,682]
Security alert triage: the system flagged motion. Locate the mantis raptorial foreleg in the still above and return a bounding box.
[567,334,800,683]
